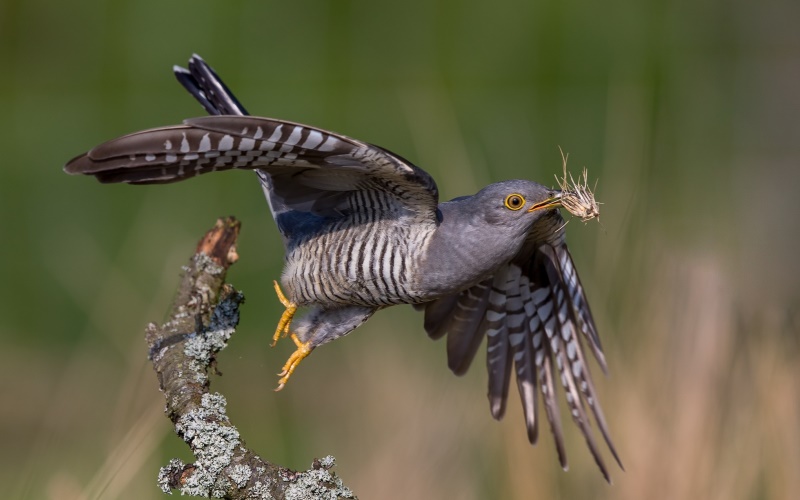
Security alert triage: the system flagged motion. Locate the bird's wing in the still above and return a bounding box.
[64,116,441,231]
[418,210,621,481]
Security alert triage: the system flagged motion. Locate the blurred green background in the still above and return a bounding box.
[2,0,799,498]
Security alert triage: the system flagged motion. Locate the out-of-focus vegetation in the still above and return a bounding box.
[2,0,798,498]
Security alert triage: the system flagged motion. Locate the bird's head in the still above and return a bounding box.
[474,180,562,235]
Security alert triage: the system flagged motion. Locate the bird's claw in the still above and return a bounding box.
[274,334,312,391]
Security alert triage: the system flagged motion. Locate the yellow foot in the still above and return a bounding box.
[271,280,297,347]
[274,334,312,391]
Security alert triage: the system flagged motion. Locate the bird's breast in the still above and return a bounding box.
[281,217,437,307]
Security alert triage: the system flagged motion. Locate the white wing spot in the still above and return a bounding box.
[285,127,302,146]
[318,135,339,152]
[239,138,255,151]
[486,328,503,339]
[509,332,525,346]
[544,317,556,338]
[164,139,173,150]
[180,133,190,153]
[254,127,264,139]
[218,135,234,151]
[558,301,569,323]
[561,322,573,341]
[572,359,583,378]
[532,288,549,304]
[489,290,505,305]
[486,310,506,322]
[145,154,156,162]
[268,124,283,142]
[538,300,553,319]
[523,299,535,316]
[198,134,212,152]
[301,130,324,149]
[567,340,576,360]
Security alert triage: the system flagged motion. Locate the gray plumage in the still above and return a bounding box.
[64,55,622,481]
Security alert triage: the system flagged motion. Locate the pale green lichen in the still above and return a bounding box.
[175,393,241,497]
[284,457,355,500]
[192,253,226,276]
[228,463,252,489]
[183,291,243,382]
[158,458,187,494]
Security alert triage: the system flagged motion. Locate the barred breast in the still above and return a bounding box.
[282,216,436,308]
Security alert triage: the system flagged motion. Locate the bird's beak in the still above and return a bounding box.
[527,192,563,212]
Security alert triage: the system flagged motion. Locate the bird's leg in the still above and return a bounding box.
[272,305,377,391]
[275,334,313,391]
[271,280,297,347]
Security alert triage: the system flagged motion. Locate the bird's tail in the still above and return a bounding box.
[174,54,249,116]
[173,55,296,244]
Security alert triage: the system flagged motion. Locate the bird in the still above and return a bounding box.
[64,54,622,481]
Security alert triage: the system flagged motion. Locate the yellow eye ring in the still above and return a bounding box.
[504,193,526,210]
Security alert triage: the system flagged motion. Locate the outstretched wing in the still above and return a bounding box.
[419,210,622,481]
[64,115,440,229]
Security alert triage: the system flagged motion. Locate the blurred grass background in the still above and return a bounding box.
[1,0,799,498]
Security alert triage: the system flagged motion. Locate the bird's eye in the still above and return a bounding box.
[504,193,526,211]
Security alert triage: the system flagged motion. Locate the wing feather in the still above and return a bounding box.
[420,294,460,340]
[445,280,491,375]
[422,212,621,481]
[544,245,623,471]
[485,268,514,419]
[65,116,440,224]
[514,273,539,444]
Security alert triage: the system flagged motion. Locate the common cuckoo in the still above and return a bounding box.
[65,55,622,480]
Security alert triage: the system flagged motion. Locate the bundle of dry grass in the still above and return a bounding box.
[556,149,601,223]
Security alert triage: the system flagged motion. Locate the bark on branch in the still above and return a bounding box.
[145,217,356,499]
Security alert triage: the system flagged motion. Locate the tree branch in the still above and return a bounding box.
[145,217,356,499]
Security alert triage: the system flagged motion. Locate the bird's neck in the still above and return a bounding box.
[416,199,522,298]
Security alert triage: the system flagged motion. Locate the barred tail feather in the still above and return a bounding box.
[174,54,248,116]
